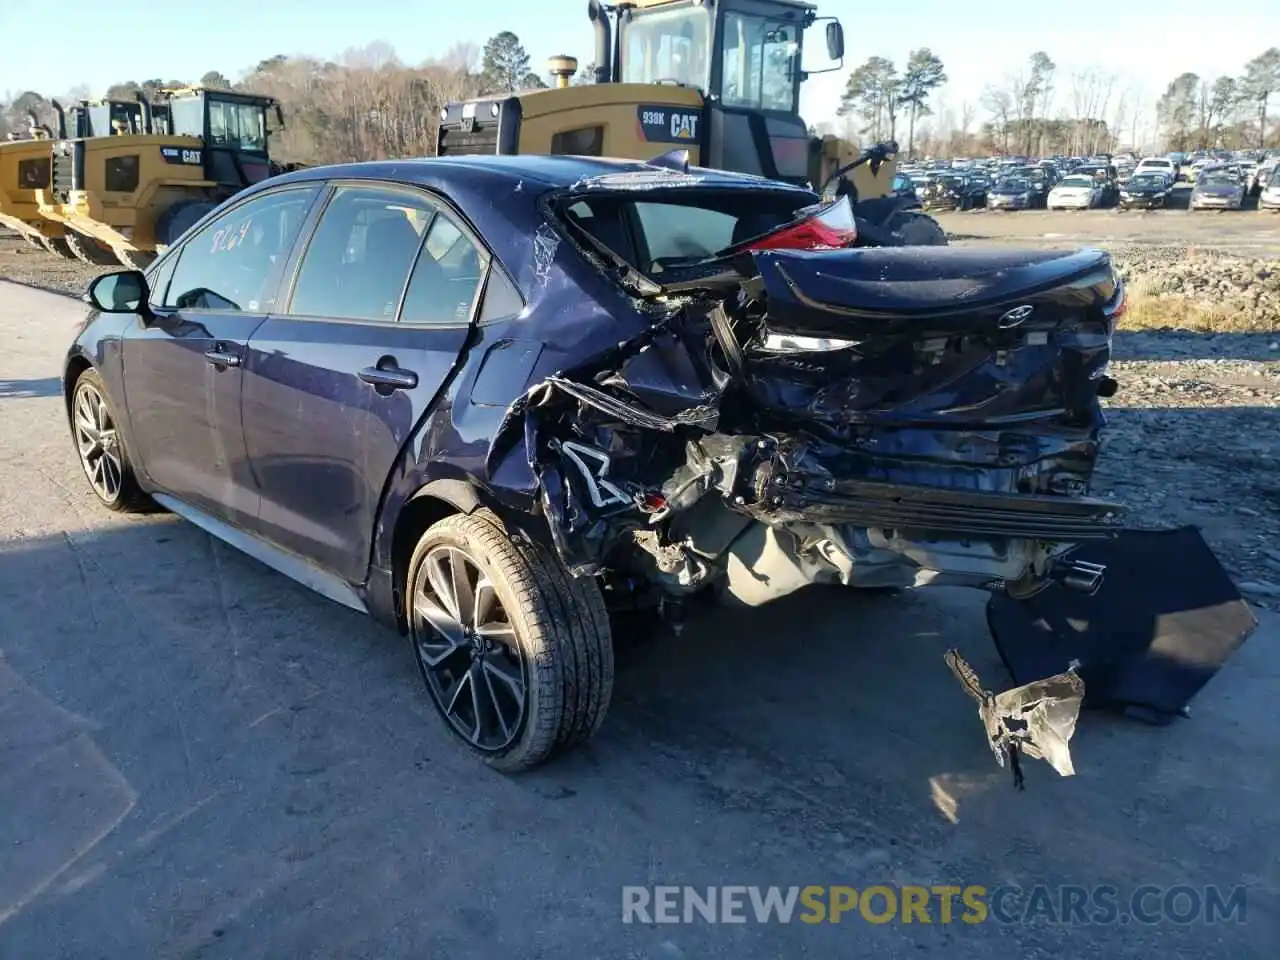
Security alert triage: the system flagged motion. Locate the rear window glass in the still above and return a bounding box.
[561,189,810,275]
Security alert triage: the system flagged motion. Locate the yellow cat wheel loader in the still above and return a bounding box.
[35,87,292,269]
[0,113,75,258]
[435,0,946,245]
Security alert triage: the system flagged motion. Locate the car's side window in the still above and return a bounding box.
[288,186,433,322]
[163,186,319,312]
[147,252,178,308]
[399,212,489,326]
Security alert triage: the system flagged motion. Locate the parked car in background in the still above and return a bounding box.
[1048,174,1104,209]
[921,173,987,210]
[1259,167,1280,211]
[1135,156,1178,181]
[986,177,1038,210]
[1240,161,1260,194]
[1190,167,1247,210]
[1118,171,1174,209]
[890,172,919,199]
[60,153,1128,771]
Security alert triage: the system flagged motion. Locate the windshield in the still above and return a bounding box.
[1270,169,1280,186]
[720,12,800,112]
[1129,174,1164,187]
[168,96,204,139]
[1059,177,1093,188]
[620,4,712,89]
[1199,172,1237,187]
[996,179,1028,191]
[208,98,268,152]
[1141,160,1171,169]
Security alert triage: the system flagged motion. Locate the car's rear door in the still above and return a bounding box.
[240,183,488,583]
[123,184,321,524]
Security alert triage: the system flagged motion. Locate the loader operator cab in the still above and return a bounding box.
[435,0,855,193]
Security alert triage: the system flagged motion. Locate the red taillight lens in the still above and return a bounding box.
[743,195,858,252]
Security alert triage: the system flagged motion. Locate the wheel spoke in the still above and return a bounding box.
[414,587,465,649]
[478,659,514,741]
[482,654,524,713]
[426,553,460,620]
[448,548,476,627]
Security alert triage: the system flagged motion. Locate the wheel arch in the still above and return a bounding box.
[62,352,94,422]
[387,479,488,633]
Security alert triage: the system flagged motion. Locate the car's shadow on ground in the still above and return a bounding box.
[0,376,62,398]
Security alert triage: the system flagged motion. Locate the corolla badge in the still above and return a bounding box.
[998,304,1035,328]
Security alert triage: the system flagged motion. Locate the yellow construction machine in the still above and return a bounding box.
[35,87,291,268]
[0,112,74,257]
[436,0,940,241]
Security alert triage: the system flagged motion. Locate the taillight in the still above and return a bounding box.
[744,194,857,252]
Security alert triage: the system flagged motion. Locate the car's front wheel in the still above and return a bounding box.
[70,368,150,512]
[407,511,614,772]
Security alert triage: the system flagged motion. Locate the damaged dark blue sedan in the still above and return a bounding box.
[63,155,1127,772]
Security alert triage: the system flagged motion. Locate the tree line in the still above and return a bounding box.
[0,31,547,165]
[4,36,1279,163]
[835,48,1280,159]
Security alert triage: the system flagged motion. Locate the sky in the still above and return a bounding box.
[3,0,1276,137]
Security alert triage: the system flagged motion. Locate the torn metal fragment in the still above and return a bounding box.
[944,649,1085,789]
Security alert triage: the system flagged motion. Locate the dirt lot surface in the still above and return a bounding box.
[2,207,1279,956]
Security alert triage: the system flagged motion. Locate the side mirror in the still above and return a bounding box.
[825,21,845,61]
[84,270,150,315]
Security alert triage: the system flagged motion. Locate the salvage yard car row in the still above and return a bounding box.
[903,151,1280,213]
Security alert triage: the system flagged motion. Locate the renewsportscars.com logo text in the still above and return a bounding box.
[621,884,1248,926]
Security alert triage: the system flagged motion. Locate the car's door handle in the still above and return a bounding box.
[358,365,418,390]
[204,348,241,368]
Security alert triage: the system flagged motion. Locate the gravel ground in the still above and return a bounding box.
[4,280,1280,960]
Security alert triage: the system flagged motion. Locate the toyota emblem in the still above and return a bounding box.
[998,304,1035,328]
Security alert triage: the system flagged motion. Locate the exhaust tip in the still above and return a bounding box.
[1057,559,1106,595]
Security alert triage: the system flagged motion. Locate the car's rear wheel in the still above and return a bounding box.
[70,369,149,512]
[407,511,614,772]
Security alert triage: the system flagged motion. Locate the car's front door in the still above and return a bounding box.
[241,183,490,582]
[123,185,321,523]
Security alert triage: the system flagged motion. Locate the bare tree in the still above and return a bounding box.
[981,84,1014,154]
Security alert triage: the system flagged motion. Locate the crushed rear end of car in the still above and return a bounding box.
[482,182,1253,783]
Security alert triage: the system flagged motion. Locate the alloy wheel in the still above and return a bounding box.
[411,545,527,751]
[73,381,123,503]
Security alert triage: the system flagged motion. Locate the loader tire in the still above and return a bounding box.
[65,232,119,266]
[891,211,948,246]
[156,200,218,248]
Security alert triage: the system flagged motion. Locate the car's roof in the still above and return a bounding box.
[268,153,808,193]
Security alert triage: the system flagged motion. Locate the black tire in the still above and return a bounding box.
[156,199,218,247]
[69,368,150,513]
[37,236,76,260]
[890,211,948,245]
[406,510,614,772]
[115,249,156,270]
[65,232,119,266]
